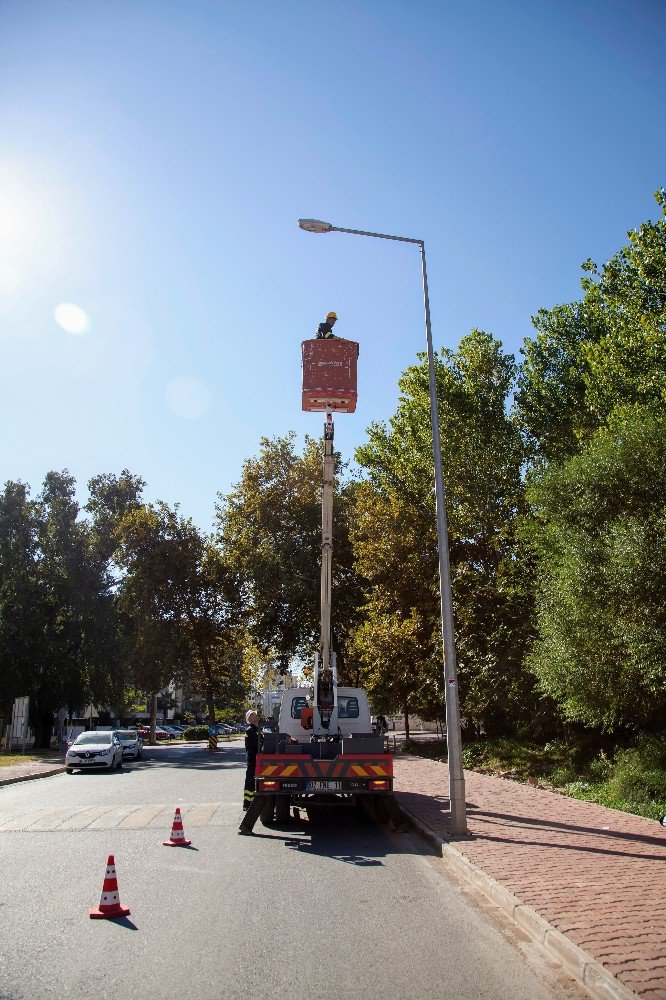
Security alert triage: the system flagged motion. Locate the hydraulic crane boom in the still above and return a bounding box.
[314,409,336,733]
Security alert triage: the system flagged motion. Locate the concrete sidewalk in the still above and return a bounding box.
[0,752,66,786]
[394,754,666,1000]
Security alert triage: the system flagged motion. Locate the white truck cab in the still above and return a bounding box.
[277,686,372,741]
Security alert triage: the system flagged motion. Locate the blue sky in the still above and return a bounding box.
[1,0,664,532]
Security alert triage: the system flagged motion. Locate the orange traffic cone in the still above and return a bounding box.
[163,806,192,847]
[89,854,131,919]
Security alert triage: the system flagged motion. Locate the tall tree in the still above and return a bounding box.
[515,192,666,733]
[0,481,42,721]
[216,433,363,676]
[349,481,441,728]
[522,408,666,731]
[116,503,244,734]
[0,472,119,747]
[354,330,542,736]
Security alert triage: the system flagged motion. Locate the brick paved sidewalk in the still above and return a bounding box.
[394,754,666,999]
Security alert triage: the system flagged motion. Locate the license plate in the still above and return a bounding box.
[306,780,342,791]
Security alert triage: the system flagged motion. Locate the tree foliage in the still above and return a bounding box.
[516,189,666,462]
[216,433,362,674]
[522,408,666,731]
[353,330,541,735]
[0,472,120,747]
[115,503,244,729]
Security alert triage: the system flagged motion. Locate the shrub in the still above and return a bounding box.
[182,725,209,741]
[608,736,666,803]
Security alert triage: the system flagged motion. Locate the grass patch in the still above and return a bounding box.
[402,734,666,822]
[0,753,42,768]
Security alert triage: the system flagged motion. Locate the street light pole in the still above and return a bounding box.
[298,219,467,836]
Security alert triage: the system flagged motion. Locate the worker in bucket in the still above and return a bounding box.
[243,710,259,811]
[316,311,338,338]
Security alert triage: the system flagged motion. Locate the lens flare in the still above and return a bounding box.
[54,302,90,335]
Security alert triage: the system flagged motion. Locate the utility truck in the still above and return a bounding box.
[239,338,404,833]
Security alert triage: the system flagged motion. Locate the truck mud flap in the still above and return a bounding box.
[359,794,406,831]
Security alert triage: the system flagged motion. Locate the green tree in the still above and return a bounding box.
[354,330,542,736]
[116,503,243,735]
[516,189,666,462]
[580,191,666,424]
[0,481,42,722]
[216,433,362,675]
[86,470,145,563]
[515,302,604,463]
[522,408,666,731]
[349,482,441,730]
[0,472,119,747]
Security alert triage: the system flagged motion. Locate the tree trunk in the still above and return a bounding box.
[33,711,53,750]
[149,692,157,745]
[206,684,216,729]
[404,705,410,741]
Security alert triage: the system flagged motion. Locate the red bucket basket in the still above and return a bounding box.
[301,339,359,413]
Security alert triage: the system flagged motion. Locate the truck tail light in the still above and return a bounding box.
[259,780,279,791]
[369,780,390,791]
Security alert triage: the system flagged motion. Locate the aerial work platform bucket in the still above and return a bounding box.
[301,339,359,413]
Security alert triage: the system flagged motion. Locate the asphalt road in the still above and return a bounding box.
[0,742,586,1000]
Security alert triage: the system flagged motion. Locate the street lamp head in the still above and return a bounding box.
[298,218,333,234]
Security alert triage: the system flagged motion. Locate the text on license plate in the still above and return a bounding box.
[306,780,342,791]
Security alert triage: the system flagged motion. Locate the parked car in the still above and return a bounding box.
[112,729,143,760]
[135,726,169,740]
[160,725,184,738]
[65,731,123,773]
[217,724,234,735]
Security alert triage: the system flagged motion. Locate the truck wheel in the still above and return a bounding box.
[259,795,275,826]
[274,796,290,825]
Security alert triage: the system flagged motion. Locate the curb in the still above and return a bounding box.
[0,766,66,788]
[397,801,638,1000]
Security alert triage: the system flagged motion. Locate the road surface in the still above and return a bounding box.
[0,742,586,1000]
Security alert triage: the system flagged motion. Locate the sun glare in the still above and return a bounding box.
[54,302,90,335]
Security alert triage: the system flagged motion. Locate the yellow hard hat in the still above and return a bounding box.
[326,311,338,320]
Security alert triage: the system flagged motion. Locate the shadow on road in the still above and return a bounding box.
[104,915,139,931]
[244,802,433,865]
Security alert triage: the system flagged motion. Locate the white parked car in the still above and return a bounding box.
[65,731,124,773]
[112,729,143,760]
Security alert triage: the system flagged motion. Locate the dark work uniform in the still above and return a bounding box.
[316,321,336,339]
[243,723,259,810]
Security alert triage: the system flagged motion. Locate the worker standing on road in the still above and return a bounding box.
[243,710,259,811]
[316,311,338,338]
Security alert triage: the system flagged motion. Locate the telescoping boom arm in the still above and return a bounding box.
[314,409,337,733]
